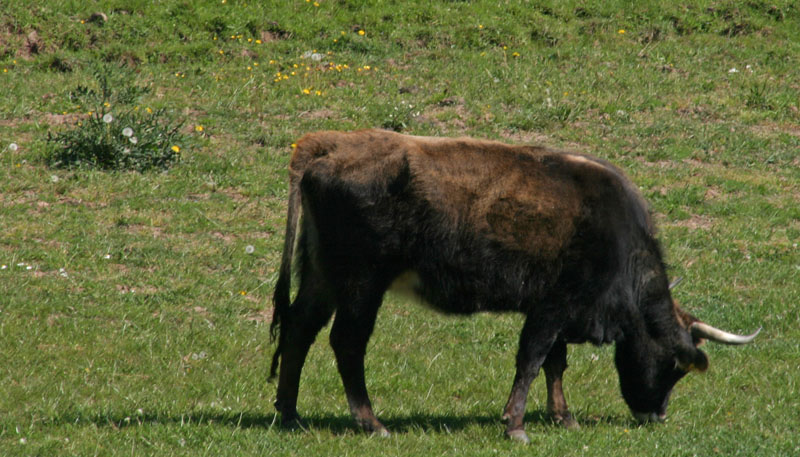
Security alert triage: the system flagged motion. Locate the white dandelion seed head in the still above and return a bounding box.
[728,67,739,74]
[122,127,133,137]
[245,245,255,254]
[50,175,59,183]
[103,113,113,123]
[8,142,18,151]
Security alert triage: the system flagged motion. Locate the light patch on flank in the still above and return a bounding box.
[389,270,431,306]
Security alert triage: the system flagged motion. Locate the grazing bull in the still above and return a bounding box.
[268,129,758,443]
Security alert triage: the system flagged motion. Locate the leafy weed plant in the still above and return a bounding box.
[46,108,184,172]
[45,69,186,172]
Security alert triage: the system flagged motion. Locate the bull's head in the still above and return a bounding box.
[614,277,760,423]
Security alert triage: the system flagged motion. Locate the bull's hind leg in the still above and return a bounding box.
[502,317,559,444]
[329,290,389,436]
[274,282,336,427]
[543,341,578,428]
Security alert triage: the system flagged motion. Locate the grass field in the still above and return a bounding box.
[1,1,799,455]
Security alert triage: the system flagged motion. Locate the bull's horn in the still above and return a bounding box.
[690,322,761,345]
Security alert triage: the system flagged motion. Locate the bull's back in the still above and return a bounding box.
[293,130,641,312]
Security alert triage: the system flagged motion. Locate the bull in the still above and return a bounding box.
[268,129,759,443]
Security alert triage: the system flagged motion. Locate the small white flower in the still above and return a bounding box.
[59,268,68,278]
[26,266,32,270]
[122,127,134,137]
[616,110,626,116]
[17,262,26,267]
[19,438,27,445]
[245,245,255,254]
[50,175,59,183]
[104,254,111,259]
[103,113,113,123]
[129,136,138,144]
[1,265,6,270]
[137,408,144,415]
[8,142,18,151]
[728,67,739,73]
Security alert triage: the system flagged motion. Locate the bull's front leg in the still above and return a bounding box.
[502,318,559,444]
[543,340,578,428]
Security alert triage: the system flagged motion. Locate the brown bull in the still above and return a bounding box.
[269,129,758,443]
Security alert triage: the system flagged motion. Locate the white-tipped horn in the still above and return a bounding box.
[690,322,761,345]
[669,277,684,290]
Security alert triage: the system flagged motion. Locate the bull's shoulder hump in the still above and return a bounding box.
[292,129,415,172]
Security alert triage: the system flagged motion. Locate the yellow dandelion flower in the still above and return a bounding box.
[358,30,365,36]
[618,29,626,34]
[479,25,484,29]
[313,1,320,6]
[302,88,311,95]
[315,90,322,96]
[146,107,153,114]
[239,290,247,296]
[512,52,520,58]
[171,145,181,153]
[291,143,297,149]
[256,39,262,44]
[364,65,371,70]
[341,31,346,36]
[195,125,204,132]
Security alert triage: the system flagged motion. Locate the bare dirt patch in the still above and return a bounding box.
[298,108,336,120]
[499,129,551,145]
[670,214,715,231]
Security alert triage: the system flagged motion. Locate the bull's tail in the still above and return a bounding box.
[269,133,337,381]
[269,167,303,381]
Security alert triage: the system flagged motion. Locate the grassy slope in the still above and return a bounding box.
[1,1,799,455]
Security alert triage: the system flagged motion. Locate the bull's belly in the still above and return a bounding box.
[386,269,520,314]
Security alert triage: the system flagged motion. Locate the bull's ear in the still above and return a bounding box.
[675,347,709,373]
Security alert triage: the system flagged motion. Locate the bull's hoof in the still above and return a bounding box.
[279,413,307,431]
[553,413,579,429]
[505,429,531,444]
[375,427,391,438]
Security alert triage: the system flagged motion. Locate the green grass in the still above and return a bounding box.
[1,0,799,455]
